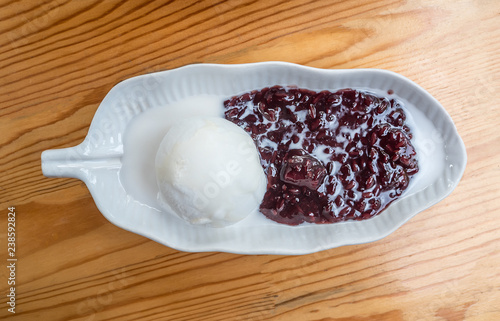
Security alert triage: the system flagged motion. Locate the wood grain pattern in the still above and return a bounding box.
[1,0,499,320]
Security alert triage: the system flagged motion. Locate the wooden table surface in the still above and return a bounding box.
[1,1,499,320]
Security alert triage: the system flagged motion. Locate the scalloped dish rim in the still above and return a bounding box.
[41,62,467,255]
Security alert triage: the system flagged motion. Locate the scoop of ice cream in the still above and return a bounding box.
[155,117,266,227]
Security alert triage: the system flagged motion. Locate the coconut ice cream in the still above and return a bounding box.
[155,117,266,227]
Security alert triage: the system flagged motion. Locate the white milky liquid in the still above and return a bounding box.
[119,89,445,224]
[120,95,226,210]
[362,88,445,195]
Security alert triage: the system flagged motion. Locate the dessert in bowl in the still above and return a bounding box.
[41,62,466,254]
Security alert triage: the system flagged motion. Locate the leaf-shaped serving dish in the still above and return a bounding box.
[41,62,466,255]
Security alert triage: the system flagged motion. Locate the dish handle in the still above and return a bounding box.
[41,146,90,179]
[42,143,122,177]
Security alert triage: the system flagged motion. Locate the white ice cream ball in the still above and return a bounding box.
[155,117,266,227]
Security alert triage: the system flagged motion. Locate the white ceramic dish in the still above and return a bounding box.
[41,62,467,255]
